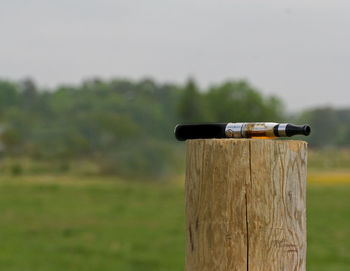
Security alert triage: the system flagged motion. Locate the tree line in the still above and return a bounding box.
[0,78,347,179]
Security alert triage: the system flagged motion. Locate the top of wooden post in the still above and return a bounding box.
[186,138,307,152]
[185,138,308,271]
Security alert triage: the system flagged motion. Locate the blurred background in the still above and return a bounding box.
[0,0,349,270]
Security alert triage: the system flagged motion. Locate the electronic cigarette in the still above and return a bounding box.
[174,122,311,141]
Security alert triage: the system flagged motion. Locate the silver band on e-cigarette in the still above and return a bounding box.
[277,123,288,137]
[225,122,244,138]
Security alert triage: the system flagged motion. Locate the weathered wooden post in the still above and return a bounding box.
[185,139,307,271]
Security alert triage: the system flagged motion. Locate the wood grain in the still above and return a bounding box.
[185,139,307,271]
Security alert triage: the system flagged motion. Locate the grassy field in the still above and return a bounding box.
[0,174,348,270]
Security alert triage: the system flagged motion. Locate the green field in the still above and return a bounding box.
[0,175,349,270]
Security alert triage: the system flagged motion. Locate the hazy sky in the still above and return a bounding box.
[1,0,350,111]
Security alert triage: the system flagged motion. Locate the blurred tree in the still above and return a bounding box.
[335,109,350,146]
[20,78,38,108]
[297,107,350,147]
[0,81,19,110]
[178,78,210,122]
[205,81,284,122]
[2,77,339,179]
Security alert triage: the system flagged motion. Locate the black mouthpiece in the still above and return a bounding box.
[285,124,311,137]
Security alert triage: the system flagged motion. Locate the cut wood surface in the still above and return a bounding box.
[185,139,307,271]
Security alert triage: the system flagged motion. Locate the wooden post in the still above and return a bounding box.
[185,139,307,271]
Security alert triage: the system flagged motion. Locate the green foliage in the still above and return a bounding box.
[0,77,284,179]
[178,79,210,122]
[4,75,350,176]
[0,80,19,109]
[205,81,284,122]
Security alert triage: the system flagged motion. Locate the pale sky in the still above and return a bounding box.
[1,0,350,111]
